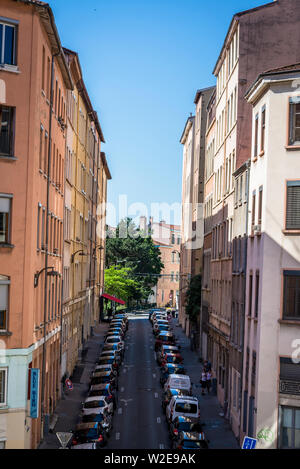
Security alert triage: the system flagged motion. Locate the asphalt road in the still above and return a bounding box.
[106,313,171,450]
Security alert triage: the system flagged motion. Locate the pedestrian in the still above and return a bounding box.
[206,370,212,394]
[200,370,207,395]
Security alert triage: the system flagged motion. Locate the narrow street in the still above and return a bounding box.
[106,313,170,450]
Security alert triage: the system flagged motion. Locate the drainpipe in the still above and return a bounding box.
[238,159,251,442]
[40,50,59,439]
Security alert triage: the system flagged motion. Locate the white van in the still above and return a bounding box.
[164,374,192,393]
[166,395,200,424]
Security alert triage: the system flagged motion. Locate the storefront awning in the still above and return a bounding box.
[102,293,125,305]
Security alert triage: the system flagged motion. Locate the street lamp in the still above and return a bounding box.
[71,250,87,264]
[34,267,60,288]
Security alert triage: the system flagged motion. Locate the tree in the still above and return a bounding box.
[104,266,140,302]
[105,218,164,303]
[184,274,202,324]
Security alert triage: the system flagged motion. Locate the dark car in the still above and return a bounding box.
[99,351,122,365]
[160,364,186,386]
[97,356,119,372]
[169,416,204,440]
[81,412,112,435]
[160,353,184,368]
[90,371,118,390]
[172,431,209,450]
[162,388,191,412]
[155,332,176,351]
[157,345,180,364]
[71,422,107,447]
[154,325,172,336]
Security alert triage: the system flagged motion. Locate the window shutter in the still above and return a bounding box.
[280,357,300,381]
[286,182,300,230]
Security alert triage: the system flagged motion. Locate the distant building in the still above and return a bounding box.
[142,218,181,308]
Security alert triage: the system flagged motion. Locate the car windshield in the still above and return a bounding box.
[91,377,110,385]
[81,414,104,423]
[107,338,120,343]
[175,403,197,413]
[98,359,114,365]
[178,422,201,432]
[84,401,106,409]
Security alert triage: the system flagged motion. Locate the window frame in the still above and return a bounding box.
[0,105,15,157]
[0,194,12,245]
[0,368,8,406]
[288,97,300,147]
[286,181,300,231]
[283,270,300,321]
[0,18,18,66]
[0,275,10,332]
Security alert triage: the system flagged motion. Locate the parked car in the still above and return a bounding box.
[71,422,107,447]
[70,442,99,450]
[105,336,125,351]
[90,371,118,390]
[100,350,122,364]
[169,416,204,440]
[97,355,120,369]
[81,412,113,434]
[162,388,191,412]
[164,374,192,393]
[154,325,172,336]
[157,345,181,364]
[106,328,125,339]
[172,431,209,450]
[166,395,200,424]
[93,364,117,376]
[160,364,186,386]
[160,353,183,368]
[88,383,117,408]
[81,396,114,416]
[155,332,176,351]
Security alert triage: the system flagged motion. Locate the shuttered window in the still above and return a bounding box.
[286,181,300,230]
[283,271,300,320]
[289,97,300,146]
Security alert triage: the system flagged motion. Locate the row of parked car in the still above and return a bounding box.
[149,309,209,450]
[70,314,129,449]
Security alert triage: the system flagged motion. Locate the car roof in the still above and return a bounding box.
[85,397,106,403]
[76,422,98,430]
[89,384,110,390]
[173,395,198,401]
[176,416,199,423]
[168,374,189,380]
[71,443,97,449]
[92,371,113,377]
[181,432,205,441]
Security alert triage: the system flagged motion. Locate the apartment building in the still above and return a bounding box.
[203,89,216,363]
[208,0,300,426]
[179,115,194,335]
[149,219,180,309]
[0,0,73,448]
[62,49,110,381]
[242,65,300,449]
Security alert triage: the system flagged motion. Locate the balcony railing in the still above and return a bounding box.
[279,379,300,396]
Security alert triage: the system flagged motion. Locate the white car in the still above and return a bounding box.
[166,395,200,424]
[81,396,114,416]
[164,374,191,393]
[105,335,124,350]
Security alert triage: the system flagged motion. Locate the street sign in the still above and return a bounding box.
[30,369,40,419]
[65,378,73,391]
[242,436,257,449]
[56,432,73,449]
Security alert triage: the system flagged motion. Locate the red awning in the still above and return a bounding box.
[102,293,125,305]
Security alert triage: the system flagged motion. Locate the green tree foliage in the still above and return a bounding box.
[104,267,140,302]
[184,274,202,324]
[105,218,164,303]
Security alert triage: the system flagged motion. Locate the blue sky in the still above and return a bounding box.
[49,0,271,226]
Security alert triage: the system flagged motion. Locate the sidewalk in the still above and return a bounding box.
[171,319,240,449]
[39,322,109,449]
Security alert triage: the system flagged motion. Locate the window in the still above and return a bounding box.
[171,272,174,282]
[248,273,253,317]
[0,195,12,244]
[251,191,256,231]
[289,97,300,146]
[283,271,300,320]
[254,114,259,157]
[37,203,41,250]
[41,46,45,91]
[279,406,300,449]
[286,181,300,230]
[0,368,7,405]
[255,272,259,318]
[0,275,9,331]
[258,187,263,226]
[0,106,15,156]
[261,106,266,153]
[0,21,17,66]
